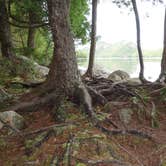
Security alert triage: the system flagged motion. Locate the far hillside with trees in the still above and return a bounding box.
[77,41,162,59]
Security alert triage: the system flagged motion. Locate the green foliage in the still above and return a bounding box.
[10,0,90,65]
[79,41,162,59]
[0,57,37,85]
[11,26,53,65]
[32,29,53,65]
[10,0,47,23]
[76,50,88,59]
[70,0,90,44]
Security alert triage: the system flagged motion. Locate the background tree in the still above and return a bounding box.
[7,0,90,64]
[0,0,14,58]
[27,9,41,54]
[7,0,96,120]
[158,7,166,83]
[70,0,90,44]
[27,12,38,54]
[84,0,98,78]
[8,0,49,58]
[131,0,146,82]
[113,0,147,82]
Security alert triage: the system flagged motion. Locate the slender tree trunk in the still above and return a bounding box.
[85,0,98,77]
[27,12,36,52]
[0,0,14,58]
[131,0,145,82]
[46,0,79,95]
[158,8,166,83]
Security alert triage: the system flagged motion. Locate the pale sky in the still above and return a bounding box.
[97,0,165,49]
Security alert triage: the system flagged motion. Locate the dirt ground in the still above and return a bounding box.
[0,82,166,166]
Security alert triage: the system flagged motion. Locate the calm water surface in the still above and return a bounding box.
[78,57,162,81]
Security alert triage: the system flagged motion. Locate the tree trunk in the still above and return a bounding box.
[46,0,80,95]
[0,0,14,58]
[7,0,96,121]
[27,12,36,52]
[131,0,145,82]
[158,8,166,83]
[85,0,98,77]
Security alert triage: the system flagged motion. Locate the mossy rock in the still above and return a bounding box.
[108,70,130,82]
[0,111,25,131]
[119,108,133,125]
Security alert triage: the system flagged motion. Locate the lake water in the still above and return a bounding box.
[78,57,162,81]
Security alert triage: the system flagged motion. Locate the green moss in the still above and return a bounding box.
[43,155,52,166]
[0,138,7,149]
[52,100,77,122]
[76,163,87,166]
[4,161,13,166]
[25,132,48,150]
[161,161,166,166]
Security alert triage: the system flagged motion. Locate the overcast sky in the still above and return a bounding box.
[97,0,165,49]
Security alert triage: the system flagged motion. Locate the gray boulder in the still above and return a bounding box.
[34,63,49,78]
[93,65,109,78]
[126,78,142,85]
[78,65,109,78]
[119,108,133,125]
[108,70,130,82]
[19,56,49,78]
[0,111,25,130]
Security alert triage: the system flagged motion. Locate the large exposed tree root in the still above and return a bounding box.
[8,92,58,113]
[86,86,108,105]
[76,83,153,140]
[10,81,44,88]
[74,157,130,166]
[3,79,153,142]
[0,123,77,140]
[84,77,141,100]
[49,133,126,166]
[96,124,153,140]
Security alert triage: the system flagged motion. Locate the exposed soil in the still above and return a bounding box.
[0,80,166,166]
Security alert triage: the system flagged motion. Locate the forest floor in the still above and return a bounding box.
[0,65,166,166]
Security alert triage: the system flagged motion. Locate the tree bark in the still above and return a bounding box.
[131,0,145,82]
[46,0,80,95]
[158,8,166,83]
[0,0,14,58]
[27,12,36,52]
[85,0,98,77]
